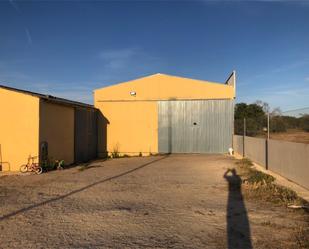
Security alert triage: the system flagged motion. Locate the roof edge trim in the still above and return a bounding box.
[0,84,95,109]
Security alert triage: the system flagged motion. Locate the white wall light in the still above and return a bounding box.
[130,91,136,96]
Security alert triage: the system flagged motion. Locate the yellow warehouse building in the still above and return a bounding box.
[0,85,97,171]
[1,71,236,171]
[95,72,236,157]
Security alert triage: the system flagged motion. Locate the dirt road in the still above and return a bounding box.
[0,154,307,248]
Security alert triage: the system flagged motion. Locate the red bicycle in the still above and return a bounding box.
[20,156,43,175]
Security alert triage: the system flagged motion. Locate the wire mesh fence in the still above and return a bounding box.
[233,105,309,188]
[234,103,309,143]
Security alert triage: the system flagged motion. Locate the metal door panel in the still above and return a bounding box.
[158,100,234,153]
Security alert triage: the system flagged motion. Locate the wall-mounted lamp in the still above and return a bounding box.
[130,91,136,96]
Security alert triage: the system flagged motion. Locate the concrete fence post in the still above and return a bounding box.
[243,118,246,157]
[265,140,269,170]
[266,112,270,170]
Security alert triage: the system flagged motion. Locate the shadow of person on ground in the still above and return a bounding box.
[224,168,253,249]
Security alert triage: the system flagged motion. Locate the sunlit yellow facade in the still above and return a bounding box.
[0,86,92,171]
[94,73,235,156]
[0,88,39,171]
[0,72,235,170]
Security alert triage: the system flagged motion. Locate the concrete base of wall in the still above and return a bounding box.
[0,171,25,177]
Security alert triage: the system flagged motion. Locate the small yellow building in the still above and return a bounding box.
[95,72,236,156]
[0,85,97,171]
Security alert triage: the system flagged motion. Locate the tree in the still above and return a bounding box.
[299,115,309,132]
[270,116,286,133]
[255,100,270,113]
[281,116,299,129]
[235,103,265,120]
[234,103,248,120]
[234,103,266,136]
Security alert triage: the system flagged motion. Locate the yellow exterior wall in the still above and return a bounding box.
[0,88,39,171]
[96,101,158,156]
[95,73,235,101]
[39,101,74,164]
[94,73,235,156]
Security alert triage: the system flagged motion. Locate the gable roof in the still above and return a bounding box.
[95,73,227,91]
[94,73,236,101]
[0,84,95,109]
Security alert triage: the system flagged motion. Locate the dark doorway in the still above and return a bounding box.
[74,107,98,163]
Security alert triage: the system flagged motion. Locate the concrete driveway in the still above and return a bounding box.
[0,154,305,248]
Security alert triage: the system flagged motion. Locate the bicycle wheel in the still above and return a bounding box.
[35,166,43,175]
[20,165,28,173]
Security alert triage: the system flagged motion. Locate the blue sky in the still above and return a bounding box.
[0,1,308,110]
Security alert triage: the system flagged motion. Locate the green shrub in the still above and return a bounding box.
[281,116,300,129]
[270,116,286,133]
[235,159,305,206]
[246,170,275,185]
[234,103,266,136]
[299,115,309,132]
[111,151,120,158]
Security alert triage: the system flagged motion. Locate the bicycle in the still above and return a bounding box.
[20,156,43,175]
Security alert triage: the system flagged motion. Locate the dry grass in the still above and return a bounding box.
[235,158,309,249]
[236,158,306,206]
[294,226,309,249]
[258,129,309,144]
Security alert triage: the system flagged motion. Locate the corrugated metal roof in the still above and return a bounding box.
[0,84,95,109]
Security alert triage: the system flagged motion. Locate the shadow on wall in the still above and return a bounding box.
[97,111,109,158]
[224,168,252,249]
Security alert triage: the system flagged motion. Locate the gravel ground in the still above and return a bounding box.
[0,154,307,249]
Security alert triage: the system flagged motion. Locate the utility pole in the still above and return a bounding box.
[243,118,246,157]
[267,112,270,140]
[266,112,270,170]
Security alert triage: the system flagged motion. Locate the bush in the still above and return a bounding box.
[299,115,309,132]
[111,150,120,158]
[270,116,286,133]
[234,103,266,136]
[234,118,244,135]
[281,116,300,129]
[235,159,305,206]
[246,117,265,136]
